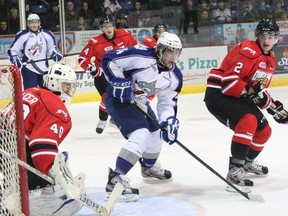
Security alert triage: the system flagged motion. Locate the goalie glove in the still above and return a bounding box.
[160,116,179,145]
[267,100,288,124]
[86,63,102,77]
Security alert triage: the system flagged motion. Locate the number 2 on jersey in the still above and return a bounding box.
[234,62,243,73]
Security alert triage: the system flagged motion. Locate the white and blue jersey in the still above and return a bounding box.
[8,29,57,74]
[102,44,182,127]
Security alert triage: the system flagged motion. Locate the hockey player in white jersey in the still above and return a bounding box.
[102,32,183,201]
[7,13,63,89]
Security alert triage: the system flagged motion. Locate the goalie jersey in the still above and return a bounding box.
[22,87,72,176]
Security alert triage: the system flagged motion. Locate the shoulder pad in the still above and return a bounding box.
[115,29,131,37]
[39,89,71,122]
[239,41,262,59]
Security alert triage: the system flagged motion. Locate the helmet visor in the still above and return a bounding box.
[61,81,76,97]
[258,32,279,45]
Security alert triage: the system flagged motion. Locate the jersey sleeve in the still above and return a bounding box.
[141,36,156,48]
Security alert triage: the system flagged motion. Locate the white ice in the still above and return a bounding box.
[60,86,288,216]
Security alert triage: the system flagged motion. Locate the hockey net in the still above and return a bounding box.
[0,65,29,216]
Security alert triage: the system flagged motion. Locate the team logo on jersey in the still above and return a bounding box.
[242,47,256,55]
[56,109,68,119]
[133,80,157,97]
[251,70,272,85]
[259,62,266,68]
[28,41,42,57]
[104,46,113,51]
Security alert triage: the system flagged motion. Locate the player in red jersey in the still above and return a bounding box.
[78,17,138,134]
[1,64,85,215]
[142,23,167,48]
[204,19,288,193]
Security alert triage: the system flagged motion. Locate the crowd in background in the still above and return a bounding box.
[0,0,288,35]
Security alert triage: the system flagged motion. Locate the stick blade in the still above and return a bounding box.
[105,183,124,216]
[248,193,265,202]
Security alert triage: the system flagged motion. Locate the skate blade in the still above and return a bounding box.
[142,177,173,184]
[225,184,252,193]
[105,192,139,202]
[246,172,269,178]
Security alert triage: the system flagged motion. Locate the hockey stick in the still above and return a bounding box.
[0,148,123,216]
[22,52,80,66]
[131,101,264,202]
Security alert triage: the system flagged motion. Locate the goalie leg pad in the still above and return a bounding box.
[51,152,82,200]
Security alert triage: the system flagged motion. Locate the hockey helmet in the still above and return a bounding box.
[255,19,279,44]
[43,64,77,106]
[155,32,182,68]
[99,17,115,28]
[153,23,167,33]
[27,13,41,31]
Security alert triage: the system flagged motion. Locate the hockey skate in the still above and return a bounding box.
[225,165,253,193]
[96,120,107,134]
[105,168,139,202]
[139,158,172,182]
[243,159,268,176]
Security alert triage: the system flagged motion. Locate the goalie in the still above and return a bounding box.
[1,64,85,215]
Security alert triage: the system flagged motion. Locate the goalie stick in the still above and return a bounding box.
[131,101,264,202]
[0,148,123,216]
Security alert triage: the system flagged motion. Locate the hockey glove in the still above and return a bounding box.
[252,89,272,109]
[110,77,132,103]
[160,116,179,145]
[10,55,22,68]
[51,50,63,62]
[267,100,288,124]
[86,63,102,77]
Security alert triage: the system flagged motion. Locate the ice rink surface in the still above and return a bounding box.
[60,86,288,216]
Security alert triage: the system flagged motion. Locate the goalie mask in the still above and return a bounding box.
[155,32,182,69]
[43,64,77,106]
[27,13,41,32]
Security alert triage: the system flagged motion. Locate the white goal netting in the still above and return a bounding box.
[0,65,28,216]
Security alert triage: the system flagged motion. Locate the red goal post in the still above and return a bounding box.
[0,65,29,216]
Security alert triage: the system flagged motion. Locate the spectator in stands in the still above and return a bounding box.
[119,0,134,12]
[78,0,94,27]
[7,7,20,34]
[211,0,232,23]
[43,2,60,32]
[242,1,259,22]
[65,0,78,31]
[199,0,212,26]
[115,9,129,28]
[103,7,116,22]
[0,19,9,35]
[256,0,273,19]
[278,11,287,20]
[183,0,199,34]
[273,1,286,19]
[230,0,242,22]
[103,0,122,14]
[128,0,145,28]
[75,15,91,31]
